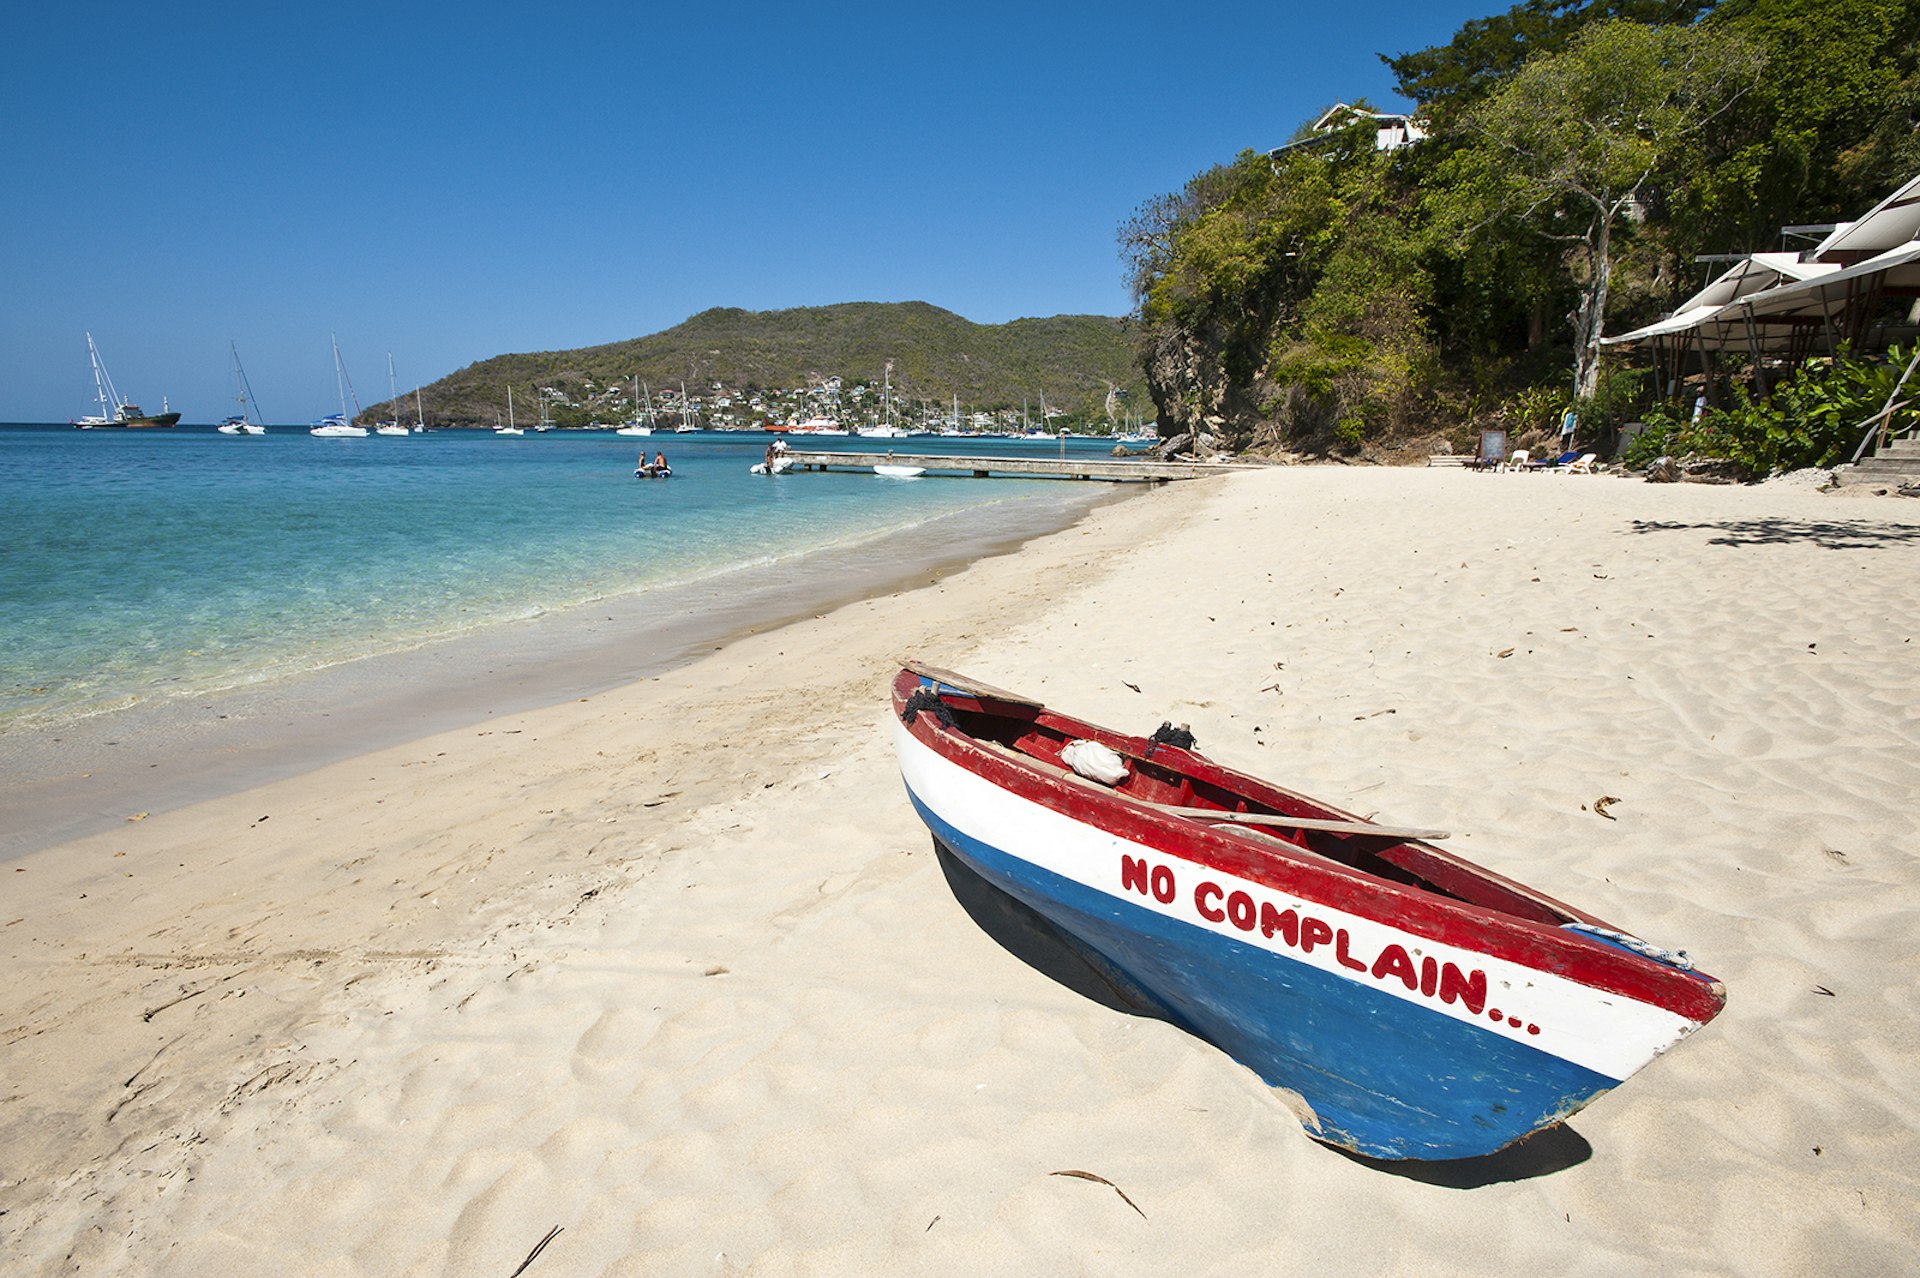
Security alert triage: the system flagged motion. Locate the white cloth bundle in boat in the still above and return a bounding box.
[1060,739,1128,785]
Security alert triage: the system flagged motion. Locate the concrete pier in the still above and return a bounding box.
[778,449,1238,482]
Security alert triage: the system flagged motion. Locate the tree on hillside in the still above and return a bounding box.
[1120,117,1440,452]
[1384,0,1718,121]
[1466,19,1766,400]
[1676,0,1920,254]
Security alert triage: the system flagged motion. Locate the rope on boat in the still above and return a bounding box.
[1560,923,1695,971]
[901,687,957,728]
[1145,722,1197,755]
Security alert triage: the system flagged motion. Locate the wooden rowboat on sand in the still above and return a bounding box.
[889,663,1726,1161]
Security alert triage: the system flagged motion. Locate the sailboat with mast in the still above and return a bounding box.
[860,360,906,437]
[496,384,524,435]
[674,381,699,432]
[374,355,410,435]
[616,376,653,435]
[71,333,180,428]
[216,342,268,434]
[309,335,369,436]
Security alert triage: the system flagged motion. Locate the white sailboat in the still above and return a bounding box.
[374,355,410,435]
[412,386,426,433]
[216,342,268,434]
[1021,390,1054,439]
[496,385,524,435]
[310,335,369,436]
[859,360,907,437]
[615,375,653,435]
[674,381,699,432]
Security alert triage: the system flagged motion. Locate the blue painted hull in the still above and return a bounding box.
[911,792,1617,1160]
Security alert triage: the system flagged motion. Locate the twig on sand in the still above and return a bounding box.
[1050,1169,1147,1219]
[506,1226,563,1277]
[142,985,209,1023]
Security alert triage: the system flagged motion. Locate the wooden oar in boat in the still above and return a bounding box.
[1159,805,1449,842]
[908,662,1448,841]
[901,660,1044,709]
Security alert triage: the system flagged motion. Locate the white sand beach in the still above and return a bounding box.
[5,466,1918,1275]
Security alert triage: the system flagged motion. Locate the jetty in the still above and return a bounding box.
[778,449,1238,483]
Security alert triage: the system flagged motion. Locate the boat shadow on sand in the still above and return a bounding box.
[932,838,1592,1188]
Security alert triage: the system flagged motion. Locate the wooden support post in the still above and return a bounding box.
[1743,305,1769,401]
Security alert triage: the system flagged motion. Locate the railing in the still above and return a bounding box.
[1850,345,1920,464]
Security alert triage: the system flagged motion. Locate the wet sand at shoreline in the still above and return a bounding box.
[0,484,1118,861]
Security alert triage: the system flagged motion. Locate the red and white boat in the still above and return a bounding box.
[890,664,1726,1161]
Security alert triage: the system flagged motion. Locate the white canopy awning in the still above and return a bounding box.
[1810,173,1920,262]
[1605,240,1920,351]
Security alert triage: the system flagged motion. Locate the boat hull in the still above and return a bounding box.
[892,673,1722,1161]
[76,412,180,429]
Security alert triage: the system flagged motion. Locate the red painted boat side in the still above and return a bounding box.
[891,668,1725,1027]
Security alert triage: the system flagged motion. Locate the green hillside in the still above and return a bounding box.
[387,302,1149,430]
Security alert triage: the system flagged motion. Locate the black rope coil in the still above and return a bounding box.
[901,687,957,728]
[1147,721,1197,753]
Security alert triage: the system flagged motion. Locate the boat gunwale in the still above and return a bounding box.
[892,667,1724,1020]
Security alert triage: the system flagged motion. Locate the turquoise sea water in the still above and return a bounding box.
[0,425,1119,734]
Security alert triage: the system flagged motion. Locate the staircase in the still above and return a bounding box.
[1839,433,1920,487]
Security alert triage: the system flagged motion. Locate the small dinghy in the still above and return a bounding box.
[890,663,1725,1161]
[750,458,792,475]
[874,464,925,478]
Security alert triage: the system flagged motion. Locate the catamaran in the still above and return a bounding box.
[72,333,180,429]
[216,342,267,434]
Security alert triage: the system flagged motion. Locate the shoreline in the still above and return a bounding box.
[5,468,1918,1274]
[0,481,1129,860]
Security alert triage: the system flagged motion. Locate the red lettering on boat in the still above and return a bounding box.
[1334,928,1369,972]
[1227,891,1256,932]
[1419,955,1438,997]
[1438,962,1487,1014]
[1300,917,1334,954]
[1150,864,1177,904]
[1195,881,1225,923]
[1261,904,1298,945]
[1120,855,1151,897]
[1371,944,1418,990]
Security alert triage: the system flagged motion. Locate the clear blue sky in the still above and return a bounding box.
[1,0,1497,422]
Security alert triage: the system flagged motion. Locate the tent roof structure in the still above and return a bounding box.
[1808,172,1920,264]
[1604,173,1920,353]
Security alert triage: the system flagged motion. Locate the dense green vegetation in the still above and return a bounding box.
[391,302,1150,431]
[1621,342,1916,472]
[1123,0,1920,468]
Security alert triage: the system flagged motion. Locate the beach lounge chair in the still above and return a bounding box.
[1562,452,1597,474]
[1499,448,1531,472]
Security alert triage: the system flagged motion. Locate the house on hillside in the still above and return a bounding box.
[1271,103,1428,157]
